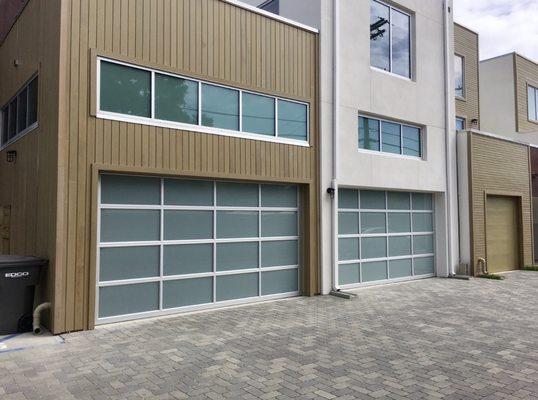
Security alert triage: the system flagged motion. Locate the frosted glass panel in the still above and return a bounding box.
[261,240,298,267]
[390,259,413,279]
[339,263,360,285]
[99,283,159,318]
[361,237,387,259]
[388,213,411,233]
[163,278,212,308]
[164,211,213,240]
[101,175,160,205]
[100,61,151,117]
[217,182,258,207]
[242,92,275,136]
[413,235,434,255]
[261,269,298,295]
[412,193,433,210]
[339,189,359,209]
[338,212,359,234]
[101,210,160,242]
[217,273,258,301]
[388,236,411,257]
[387,192,410,210]
[100,246,160,281]
[261,185,297,207]
[164,179,213,206]
[217,242,259,271]
[361,191,385,209]
[338,238,359,261]
[361,213,386,234]
[164,244,213,275]
[217,211,258,238]
[415,257,435,275]
[261,212,297,237]
[362,261,388,282]
[413,213,433,232]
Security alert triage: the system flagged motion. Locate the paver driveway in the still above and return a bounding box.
[1,271,538,400]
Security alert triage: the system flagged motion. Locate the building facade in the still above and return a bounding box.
[0,0,320,333]
[480,53,538,139]
[255,0,458,293]
[454,22,479,131]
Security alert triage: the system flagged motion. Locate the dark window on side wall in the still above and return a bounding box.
[259,0,279,14]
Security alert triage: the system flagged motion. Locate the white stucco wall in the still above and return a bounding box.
[479,54,516,135]
[276,0,456,293]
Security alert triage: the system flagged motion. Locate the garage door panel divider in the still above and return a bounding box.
[96,175,301,324]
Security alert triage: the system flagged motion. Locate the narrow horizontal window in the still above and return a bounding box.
[528,85,538,122]
[0,75,38,147]
[155,73,198,124]
[359,117,380,151]
[100,61,151,117]
[278,100,308,141]
[359,115,422,158]
[242,92,275,136]
[97,58,309,145]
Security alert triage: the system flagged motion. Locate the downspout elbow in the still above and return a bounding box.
[33,302,51,335]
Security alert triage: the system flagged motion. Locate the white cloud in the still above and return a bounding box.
[453,0,538,61]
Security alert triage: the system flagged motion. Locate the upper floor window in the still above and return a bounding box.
[259,0,279,14]
[1,75,38,148]
[455,55,465,98]
[359,116,421,158]
[97,58,309,144]
[455,117,465,131]
[370,0,411,79]
[528,85,538,122]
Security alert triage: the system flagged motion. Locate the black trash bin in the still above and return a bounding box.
[0,256,47,335]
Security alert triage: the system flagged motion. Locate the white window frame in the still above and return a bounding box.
[528,84,538,123]
[0,74,39,150]
[370,0,413,80]
[358,115,423,159]
[455,54,465,99]
[96,174,302,325]
[96,57,310,147]
[337,190,435,290]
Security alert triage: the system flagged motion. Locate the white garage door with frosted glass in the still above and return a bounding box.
[338,189,435,287]
[97,174,300,323]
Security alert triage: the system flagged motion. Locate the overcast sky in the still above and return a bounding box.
[453,0,538,61]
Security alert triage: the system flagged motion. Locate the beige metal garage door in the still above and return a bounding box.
[486,196,520,273]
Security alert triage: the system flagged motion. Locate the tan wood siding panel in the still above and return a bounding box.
[0,0,62,329]
[454,24,480,128]
[469,133,532,275]
[56,0,320,333]
[515,54,538,133]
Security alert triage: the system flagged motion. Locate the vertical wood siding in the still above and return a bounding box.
[514,54,538,133]
[454,24,480,128]
[0,0,62,321]
[469,133,532,274]
[56,0,319,333]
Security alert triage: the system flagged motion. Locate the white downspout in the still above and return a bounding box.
[331,0,340,291]
[443,0,455,276]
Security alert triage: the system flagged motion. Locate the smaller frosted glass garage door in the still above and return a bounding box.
[338,189,435,288]
[97,174,300,323]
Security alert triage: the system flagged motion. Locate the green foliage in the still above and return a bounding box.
[477,273,505,280]
[523,266,538,272]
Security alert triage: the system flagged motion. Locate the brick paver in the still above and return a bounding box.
[1,272,538,399]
